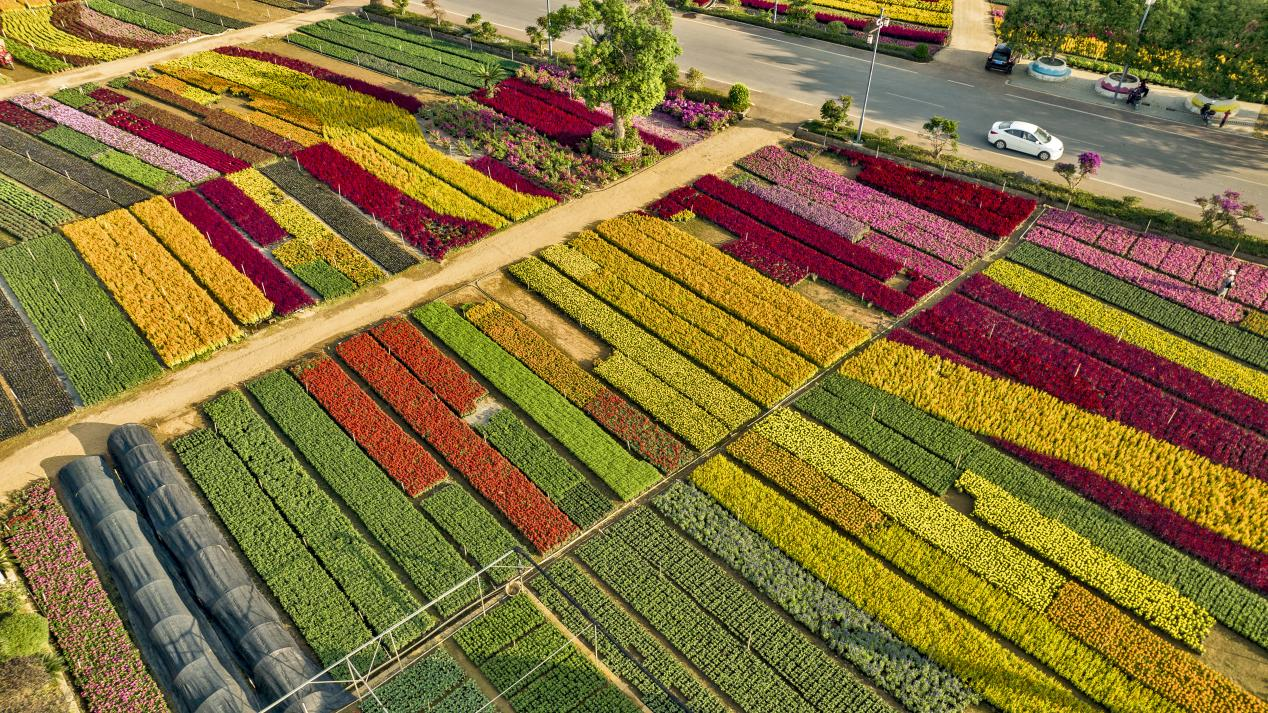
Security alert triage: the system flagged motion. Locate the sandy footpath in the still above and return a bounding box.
[0,124,785,493]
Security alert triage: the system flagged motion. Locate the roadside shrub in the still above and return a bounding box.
[728,83,751,112]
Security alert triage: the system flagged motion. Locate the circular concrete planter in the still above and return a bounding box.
[1028,56,1072,82]
[1187,92,1239,116]
[1095,72,1140,99]
[592,144,642,161]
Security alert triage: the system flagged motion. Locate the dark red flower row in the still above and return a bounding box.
[87,88,130,106]
[296,355,446,496]
[693,173,899,279]
[997,441,1268,594]
[960,274,1268,436]
[682,189,915,313]
[842,150,1036,238]
[199,177,288,246]
[337,332,576,552]
[295,143,492,260]
[466,155,561,201]
[583,388,693,473]
[474,82,596,150]
[213,46,423,113]
[168,190,312,314]
[105,110,249,174]
[719,237,810,286]
[502,78,681,155]
[371,316,486,416]
[0,100,57,134]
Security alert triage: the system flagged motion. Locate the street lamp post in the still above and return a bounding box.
[1113,0,1156,98]
[855,10,889,143]
[546,0,553,57]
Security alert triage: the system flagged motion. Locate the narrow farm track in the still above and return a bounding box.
[0,123,786,495]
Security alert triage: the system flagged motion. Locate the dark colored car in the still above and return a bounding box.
[985,43,1015,73]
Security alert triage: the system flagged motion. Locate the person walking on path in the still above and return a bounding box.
[1220,110,1231,128]
[1218,268,1238,298]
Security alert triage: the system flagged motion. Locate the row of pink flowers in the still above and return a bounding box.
[1025,225,1244,322]
[105,110,249,174]
[169,190,313,314]
[745,181,866,240]
[859,233,958,283]
[213,46,422,112]
[466,155,561,202]
[199,177,288,246]
[1040,208,1268,309]
[738,146,987,266]
[3,482,170,713]
[295,142,491,259]
[12,93,217,183]
[693,173,900,280]
[960,273,1268,436]
[912,292,1266,478]
[709,0,949,44]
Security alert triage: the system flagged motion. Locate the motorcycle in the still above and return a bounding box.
[1200,103,1217,125]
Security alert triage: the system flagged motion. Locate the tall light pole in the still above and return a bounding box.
[1113,0,1156,98]
[855,10,889,143]
[546,0,553,57]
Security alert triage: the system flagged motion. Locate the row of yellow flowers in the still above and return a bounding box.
[464,301,603,406]
[570,232,817,387]
[594,214,865,366]
[841,339,1268,552]
[146,74,219,106]
[959,471,1213,650]
[2,6,135,62]
[985,261,1268,402]
[595,351,728,450]
[507,255,758,429]
[250,96,325,134]
[130,197,273,326]
[545,243,791,407]
[225,107,323,147]
[753,409,1066,611]
[812,0,952,28]
[226,168,381,287]
[61,210,239,366]
[690,456,1098,713]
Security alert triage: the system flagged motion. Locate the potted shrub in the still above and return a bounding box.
[1028,55,1073,81]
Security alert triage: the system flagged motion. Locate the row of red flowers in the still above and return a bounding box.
[371,317,486,416]
[3,483,169,713]
[295,355,446,496]
[295,143,492,260]
[503,77,681,155]
[199,177,288,245]
[694,173,901,279]
[719,236,810,286]
[87,88,131,106]
[0,99,57,134]
[909,293,1268,479]
[960,273,1268,436]
[842,150,1036,238]
[474,81,597,150]
[169,190,313,314]
[336,332,577,552]
[213,46,423,113]
[997,441,1268,593]
[467,155,562,202]
[680,186,916,314]
[104,110,249,174]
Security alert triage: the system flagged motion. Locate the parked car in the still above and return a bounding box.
[985,43,1016,74]
[987,121,1064,160]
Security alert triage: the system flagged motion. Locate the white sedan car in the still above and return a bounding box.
[987,121,1064,161]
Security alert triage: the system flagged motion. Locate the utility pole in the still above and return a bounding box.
[1113,0,1156,98]
[856,9,889,143]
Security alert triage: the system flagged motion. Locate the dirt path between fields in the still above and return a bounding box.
[0,123,785,495]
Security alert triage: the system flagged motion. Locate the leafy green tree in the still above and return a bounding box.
[546,0,682,146]
[998,0,1097,58]
[819,95,853,132]
[787,0,816,25]
[920,116,959,159]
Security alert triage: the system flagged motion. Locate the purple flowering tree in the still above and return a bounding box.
[1195,190,1264,238]
[1053,151,1101,192]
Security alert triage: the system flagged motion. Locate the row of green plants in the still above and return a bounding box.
[594,351,728,450]
[420,484,519,581]
[200,390,427,641]
[361,650,488,713]
[292,21,488,94]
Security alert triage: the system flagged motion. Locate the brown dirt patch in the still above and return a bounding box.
[472,272,607,366]
[793,279,885,330]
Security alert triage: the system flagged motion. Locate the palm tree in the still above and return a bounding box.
[475,62,507,94]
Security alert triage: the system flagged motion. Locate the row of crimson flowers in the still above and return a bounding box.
[693,173,900,279]
[3,483,169,713]
[719,237,810,286]
[908,292,1268,479]
[996,441,1268,593]
[169,190,313,315]
[466,155,562,202]
[474,81,598,150]
[371,317,486,416]
[503,77,681,155]
[960,273,1268,436]
[336,331,577,552]
[842,150,1036,238]
[0,100,58,134]
[677,185,917,314]
[295,355,446,496]
[708,0,949,44]
[295,142,492,260]
[104,110,249,175]
[213,46,422,113]
[199,177,288,246]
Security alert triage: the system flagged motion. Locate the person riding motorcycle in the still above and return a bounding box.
[1200,102,1217,124]
[1126,81,1149,109]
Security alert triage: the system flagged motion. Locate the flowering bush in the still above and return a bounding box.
[729,0,950,40]
[295,356,446,496]
[168,191,312,314]
[658,90,735,131]
[515,63,578,94]
[503,77,681,154]
[845,150,1035,237]
[3,482,168,713]
[371,316,485,415]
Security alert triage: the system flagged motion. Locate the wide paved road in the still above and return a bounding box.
[434,0,1268,228]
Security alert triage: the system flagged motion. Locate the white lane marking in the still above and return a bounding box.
[1004,93,1207,142]
[947,80,974,87]
[885,91,943,107]
[676,14,919,73]
[1084,176,1193,207]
